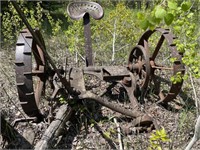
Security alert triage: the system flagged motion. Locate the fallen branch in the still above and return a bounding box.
[114,118,123,150]
[189,72,200,115]
[185,115,200,150]
[34,104,73,150]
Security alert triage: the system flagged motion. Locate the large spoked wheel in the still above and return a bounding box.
[15,29,48,122]
[138,28,185,103]
[128,45,150,96]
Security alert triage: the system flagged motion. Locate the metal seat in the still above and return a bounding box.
[67,1,104,20]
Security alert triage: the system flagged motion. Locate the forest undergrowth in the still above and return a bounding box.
[0,33,200,149]
[1,1,200,149]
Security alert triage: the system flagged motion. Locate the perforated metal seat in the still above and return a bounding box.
[67,1,104,20]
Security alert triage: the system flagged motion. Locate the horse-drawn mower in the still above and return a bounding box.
[12,1,185,131]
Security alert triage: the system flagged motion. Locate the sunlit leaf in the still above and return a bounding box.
[103,131,111,139]
[174,25,181,32]
[155,6,166,19]
[157,146,162,150]
[181,2,192,12]
[140,19,149,30]
[148,16,161,25]
[160,127,166,135]
[137,12,145,20]
[194,67,199,73]
[168,1,177,9]
[164,13,174,25]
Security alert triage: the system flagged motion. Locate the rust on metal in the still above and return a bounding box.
[138,28,185,103]
[13,1,185,130]
[67,1,104,66]
[83,13,93,66]
[67,1,104,20]
[128,45,150,92]
[15,29,45,122]
[83,66,130,81]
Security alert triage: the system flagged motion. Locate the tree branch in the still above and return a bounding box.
[185,115,200,150]
[34,104,73,150]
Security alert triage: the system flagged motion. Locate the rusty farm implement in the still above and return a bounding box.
[12,1,185,133]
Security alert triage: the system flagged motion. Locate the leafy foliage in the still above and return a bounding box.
[170,72,183,84]
[148,127,171,150]
[1,1,200,149]
[93,2,140,63]
[1,1,63,45]
[137,0,200,79]
[1,1,200,78]
[65,2,141,64]
[2,1,41,44]
[64,17,84,53]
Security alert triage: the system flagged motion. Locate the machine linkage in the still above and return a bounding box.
[12,1,185,132]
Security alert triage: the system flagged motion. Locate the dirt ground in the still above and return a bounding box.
[1,45,200,150]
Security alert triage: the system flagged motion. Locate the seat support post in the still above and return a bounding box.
[83,13,93,66]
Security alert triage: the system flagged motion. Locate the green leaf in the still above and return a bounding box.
[171,76,175,83]
[160,127,167,135]
[155,6,167,19]
[168,1,178,9]
[157,146,162,150]
[156,129,162,136]
[170,57,177,63]
[181,2,192,12]
[148,23,155,31]
[137,12,145,20]
[148,16,161,25]
[194,67,199,73]
[150,135,160,141]
[161,137,171,142]
[140,19,149,30]
[103,131,111,139]
[183,74,189,80]
[164,13,174,25]
[174,25,181,32]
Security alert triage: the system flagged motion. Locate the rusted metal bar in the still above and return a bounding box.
[80,91,143,118]
[83,66,130,81]
[67,1,104,66]
[83,13,93,66]
[152,35,165,60]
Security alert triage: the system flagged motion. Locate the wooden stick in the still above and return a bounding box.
[185,115,200,150]
[34,105,73,150]
[114,118,123,150]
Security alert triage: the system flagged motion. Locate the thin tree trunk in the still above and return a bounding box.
[185,115,200,150]
[112,19,116,62]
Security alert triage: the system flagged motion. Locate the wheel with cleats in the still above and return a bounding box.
[15,29,49,122]
[138,28,185,103]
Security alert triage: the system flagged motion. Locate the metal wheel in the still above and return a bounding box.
[128,45,150,96]
[15,29,48,122]
[138,28,185,103]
